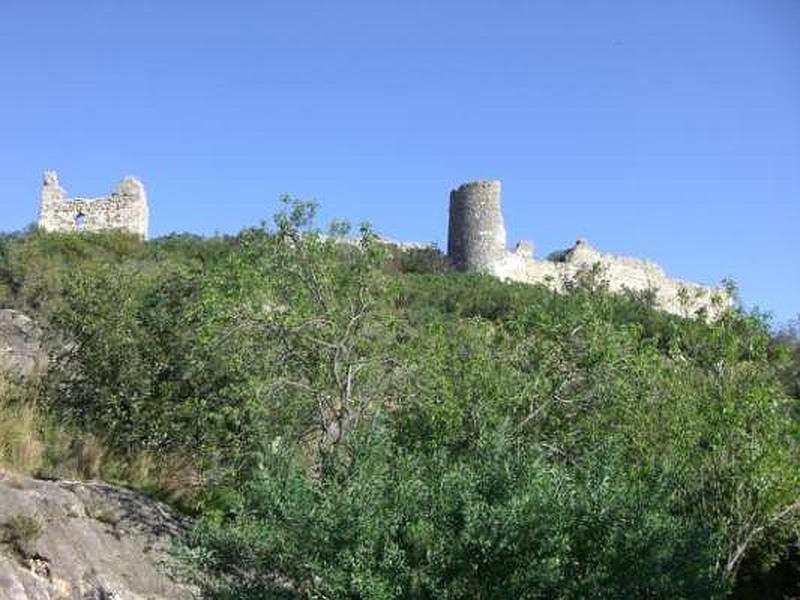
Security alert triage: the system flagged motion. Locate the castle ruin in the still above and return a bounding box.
[38,172,149,239]
[447,180,729,319]
[31,170,727,319]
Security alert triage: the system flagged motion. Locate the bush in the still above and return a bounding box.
[0,203,796,597]
[188,428,728,599]
[394,246,450,275]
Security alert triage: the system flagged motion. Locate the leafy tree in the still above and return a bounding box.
[0,204,796,597]
[188,427,728,599]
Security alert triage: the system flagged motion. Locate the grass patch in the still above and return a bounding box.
[0,375,201,509]
[0,377,46,475]
[1,513,43,559]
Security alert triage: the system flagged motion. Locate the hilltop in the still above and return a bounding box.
[0,199,798,598]
[35,172,728,319]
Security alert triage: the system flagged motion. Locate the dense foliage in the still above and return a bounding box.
[0,202,797,599]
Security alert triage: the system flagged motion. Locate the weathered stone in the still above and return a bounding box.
[38,172,149,239]
[447,180,730,319]
[0,470,195,599]
[0,310,44,378]
[448,180,506,273]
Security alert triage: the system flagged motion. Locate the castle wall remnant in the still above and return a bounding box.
[447,180,729,319]
[38,171,149,239]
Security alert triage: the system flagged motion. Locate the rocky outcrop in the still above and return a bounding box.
[0,470,195,599]
[0,310,45,379]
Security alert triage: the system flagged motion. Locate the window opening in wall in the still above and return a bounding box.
[75,212,87,228]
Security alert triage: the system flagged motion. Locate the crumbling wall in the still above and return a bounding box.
[448,180,729,319]
[38,172,149,239]
[494,239,728,319]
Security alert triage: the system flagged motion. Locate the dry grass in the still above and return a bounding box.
[126,451,205,504]
[0,377,46,475]
[75,434,107,480]
[0,375,201,506]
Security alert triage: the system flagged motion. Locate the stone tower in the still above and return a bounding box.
[38,172,149,239]
[447,180,506,272]
[443,178,729,319]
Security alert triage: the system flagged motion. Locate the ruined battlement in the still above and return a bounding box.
[38,171,149,239]
[447,180,729,319]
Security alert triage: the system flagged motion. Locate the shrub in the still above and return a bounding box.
[1,204,796,597]
[394,246,450,275]
[188,428,728,599]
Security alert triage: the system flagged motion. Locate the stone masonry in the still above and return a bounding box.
[448,181,508,272]
[447,180,729,319]
[38,171,149,239]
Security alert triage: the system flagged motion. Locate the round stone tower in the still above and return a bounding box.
[447,180,507,273]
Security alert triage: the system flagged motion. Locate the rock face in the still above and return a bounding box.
[0,310,45,379]
[37,172,149,239]
[0,471,195,599]
[446,180,730,319]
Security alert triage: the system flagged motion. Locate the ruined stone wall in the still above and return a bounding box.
[447,180,729,319]
[38,172,149,239]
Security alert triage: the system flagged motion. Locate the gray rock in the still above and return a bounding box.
[0,470,196,599]
[0,310,45,379]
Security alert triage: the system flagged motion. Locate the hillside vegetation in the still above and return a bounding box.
[0,199,798,599]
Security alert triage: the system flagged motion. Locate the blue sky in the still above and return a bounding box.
[1,1,798,323]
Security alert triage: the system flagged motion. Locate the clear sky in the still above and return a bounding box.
[1,1,798,324]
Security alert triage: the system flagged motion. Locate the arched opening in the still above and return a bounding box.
[75,212,87,228]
